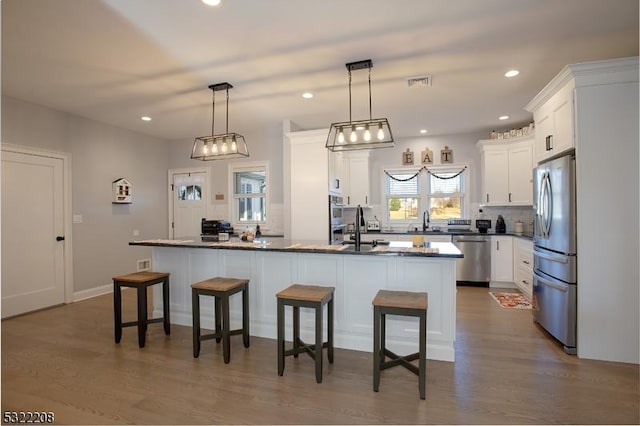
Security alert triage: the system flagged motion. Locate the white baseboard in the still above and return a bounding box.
[73,284,112,302]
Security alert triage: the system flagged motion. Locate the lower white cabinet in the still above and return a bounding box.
[513,238,533,299]
[491,236,513,283]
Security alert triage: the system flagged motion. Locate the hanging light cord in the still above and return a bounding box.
[348,69,352,123]
[368,66,372,120]
[211,89,216,135]
[225,87,230,134]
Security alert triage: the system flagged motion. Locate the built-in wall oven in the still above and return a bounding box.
[329,195,345,244]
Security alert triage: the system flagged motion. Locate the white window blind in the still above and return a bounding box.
[387,172,418,195]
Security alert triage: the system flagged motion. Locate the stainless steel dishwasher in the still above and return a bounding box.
[452,235,491,284]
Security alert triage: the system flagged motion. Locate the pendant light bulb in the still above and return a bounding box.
[338,127,345,144]
[231,136,237,152]
[212,142,218,153]
[203,142,209,155]
[364,124,371,142]
[350,125,358,142]
[377,123,385,140]
[221,137,228,153]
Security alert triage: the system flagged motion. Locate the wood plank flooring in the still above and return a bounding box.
[2,286,638,424]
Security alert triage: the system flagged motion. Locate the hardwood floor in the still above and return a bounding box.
[2,286,638,424]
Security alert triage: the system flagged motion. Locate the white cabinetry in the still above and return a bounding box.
[528,80,575,163]
[478,136,534,206]
[490,236,513,284]
[342,151,370,207]
[513,238,533,300]
[328,151,343,194]
[287,129,329,241]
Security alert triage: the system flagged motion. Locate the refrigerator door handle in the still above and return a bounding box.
[534,250,569,264]
[534,273,568,292]
[541,172,552,238]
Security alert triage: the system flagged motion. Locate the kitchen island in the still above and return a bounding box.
[130,238,462,362]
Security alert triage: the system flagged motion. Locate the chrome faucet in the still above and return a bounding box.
[355,205,364,251]
[422,210,430,231]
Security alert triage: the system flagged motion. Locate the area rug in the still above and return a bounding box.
[489,292,532,309]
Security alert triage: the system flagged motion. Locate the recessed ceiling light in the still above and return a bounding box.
[498,115,509,120]
[202,0,221,6]
[302,92,314,99]
[504,70,520,78]
[420,129,428,134]
[141,116,152,122]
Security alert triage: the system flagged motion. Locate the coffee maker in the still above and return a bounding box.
[476,219,491,234]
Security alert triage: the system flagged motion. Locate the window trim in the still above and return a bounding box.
[228,161,270,230]
[382,164,470,227]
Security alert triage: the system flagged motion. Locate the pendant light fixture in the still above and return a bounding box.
[191,82,249,160]
[326,59,394,152]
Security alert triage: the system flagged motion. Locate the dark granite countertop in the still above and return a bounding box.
[353,230,534,240]
[130,237,463,258]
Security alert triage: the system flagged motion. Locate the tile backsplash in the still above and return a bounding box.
[476,205,534,234]
[343,204,534,234]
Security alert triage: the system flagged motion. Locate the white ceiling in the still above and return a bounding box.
[2,0,638,141]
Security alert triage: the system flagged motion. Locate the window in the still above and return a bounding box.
[427,171,463,220]
[385,166,468,224]
[386,171,420,221]
[229,162,269,226]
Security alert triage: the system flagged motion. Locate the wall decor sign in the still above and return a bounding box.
[440,146,453,164]
[402,148,414,165]
[112,177,132,204]
[421,148,433,165]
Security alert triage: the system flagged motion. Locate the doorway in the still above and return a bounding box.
[1,146,73,317]
[168,168,209,238]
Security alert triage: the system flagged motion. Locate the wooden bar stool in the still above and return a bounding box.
[276,284,335,383]
[372,289,428,399]
[113,271,171,348]
[191,277,250,363]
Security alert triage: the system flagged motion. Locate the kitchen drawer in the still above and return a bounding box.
[514,238,533,270]
[514,264,533,300]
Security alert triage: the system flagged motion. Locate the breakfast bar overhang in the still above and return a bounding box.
[130,239,462,362]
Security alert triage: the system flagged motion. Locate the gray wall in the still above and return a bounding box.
[2,96,170,293]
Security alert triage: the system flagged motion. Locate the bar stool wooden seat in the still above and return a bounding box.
[372,289,428,399]
[191,277,250,363]
[113,271,171,348]
[276,284,335,383]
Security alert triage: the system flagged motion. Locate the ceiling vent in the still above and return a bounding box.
[407,75,432,88]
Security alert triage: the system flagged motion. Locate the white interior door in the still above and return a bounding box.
[171,171,208,238]
[2,151,66,318]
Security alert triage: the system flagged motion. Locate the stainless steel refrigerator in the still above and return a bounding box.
[533,152,577,354]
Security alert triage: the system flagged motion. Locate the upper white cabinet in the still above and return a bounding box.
[342,151,370,207]
[328,151,343,195]
[477,136,534,206]
[528,80,575,163]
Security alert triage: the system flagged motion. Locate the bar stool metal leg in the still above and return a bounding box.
[137,286,147,348]
[222,294,231,364]
[192,289,200,358]
[277,299,285,376]
[114,282,123,343]
[315,302,323,383]
[214,297,222,343]
[373,305,381,392]
[243,286,250,348]
[328,298,334,363]
[163,278,171,335]
[293,306,300,358]
[419,311,427,399]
